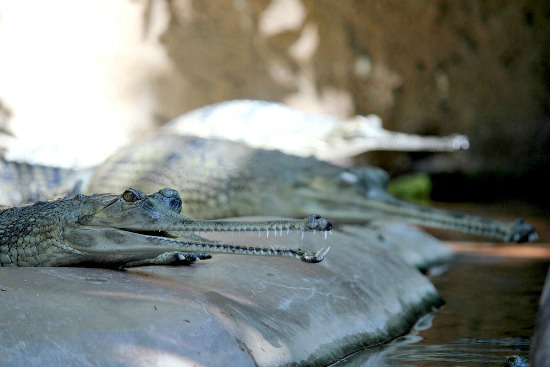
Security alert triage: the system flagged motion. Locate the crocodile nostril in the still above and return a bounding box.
[306,214,332,231]
[165,196,183,213]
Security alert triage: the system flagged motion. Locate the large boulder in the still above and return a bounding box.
[0,223,446,366]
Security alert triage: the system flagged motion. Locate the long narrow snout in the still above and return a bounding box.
[293,187,537,243]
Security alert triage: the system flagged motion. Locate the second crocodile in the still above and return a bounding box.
[89,134,536,243]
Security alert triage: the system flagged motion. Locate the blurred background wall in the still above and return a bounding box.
[0,0,549,205]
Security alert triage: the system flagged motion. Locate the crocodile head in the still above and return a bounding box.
[60,188,332,265]
[268,164,538,244]
[77,187,185,229]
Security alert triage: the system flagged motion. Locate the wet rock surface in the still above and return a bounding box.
[0,222,446,366]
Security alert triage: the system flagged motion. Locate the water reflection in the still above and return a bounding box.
[334,252,547,366]
[382,336,530,366]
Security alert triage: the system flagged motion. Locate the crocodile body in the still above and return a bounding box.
[0,158,90,207]
[89,134,536,243]
[164,100,470,161]
[0,187,331,267]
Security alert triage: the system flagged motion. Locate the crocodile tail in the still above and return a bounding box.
[0,158,92,207]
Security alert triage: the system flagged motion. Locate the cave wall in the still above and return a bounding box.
[1,0,548,180]
[157,0,550,176]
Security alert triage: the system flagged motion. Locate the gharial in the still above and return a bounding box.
[163,99,470,163]
[1,100,469,168]
[88,134,536,243]
[0,187,332,267]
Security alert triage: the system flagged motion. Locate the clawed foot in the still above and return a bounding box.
[121,252,212,267]
[174,252,212,264]
[507,219,538,243]
[299,247,330,263]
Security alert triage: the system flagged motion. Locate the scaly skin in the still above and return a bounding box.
[0,157,89,207]
[0,187,332,267]
[89,134,537,243]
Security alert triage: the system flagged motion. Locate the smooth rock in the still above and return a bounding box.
[531,267,550,367]
[339,220,454,270]
[0,224,444,366]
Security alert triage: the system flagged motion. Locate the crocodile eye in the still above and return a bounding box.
[122,189,139,203]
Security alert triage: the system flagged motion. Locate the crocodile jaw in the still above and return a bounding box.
[62,225,329,264]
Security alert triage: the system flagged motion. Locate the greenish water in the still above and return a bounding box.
[337,253,548,366]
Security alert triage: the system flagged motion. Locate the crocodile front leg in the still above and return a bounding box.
[122,252,213,267]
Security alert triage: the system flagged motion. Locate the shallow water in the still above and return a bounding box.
[335,251,548,366]
[386,252,546,366]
